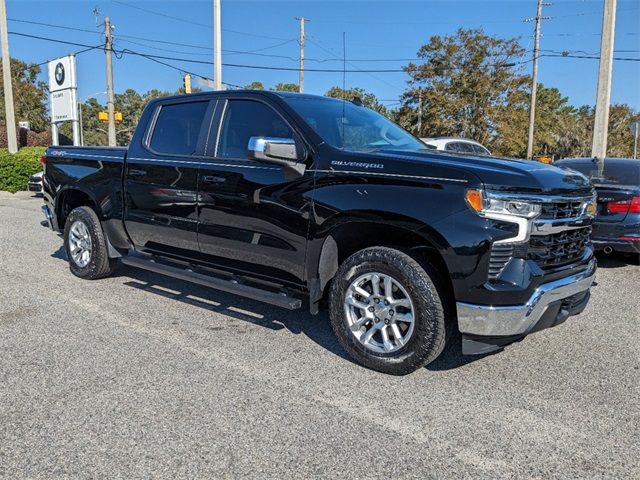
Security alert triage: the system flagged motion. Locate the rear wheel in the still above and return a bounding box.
[329,247,448,375]
[63,206,117,280]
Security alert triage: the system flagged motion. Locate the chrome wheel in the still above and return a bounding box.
[68,220,92,268]
[344,272,415,354]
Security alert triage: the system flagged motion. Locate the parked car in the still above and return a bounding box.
[27,171,43,196]
[40,91,597,375]
[555,157,640,257]
[420,137,491,156]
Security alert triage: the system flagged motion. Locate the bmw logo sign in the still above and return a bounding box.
[54,63,65,86]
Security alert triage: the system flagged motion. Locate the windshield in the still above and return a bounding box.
[283,96,426,152]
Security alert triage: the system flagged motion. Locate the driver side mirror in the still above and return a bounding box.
[248,136,305,176]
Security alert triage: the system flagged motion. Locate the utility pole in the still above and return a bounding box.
[417,88,422,137]
[0,0,18,153]
[591,0,617,172]
[213,0,222,90]
[296,17,309,93]
[104,17,116,146]
[526,0,548,160]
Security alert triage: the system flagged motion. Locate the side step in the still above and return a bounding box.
[121,256,302,310]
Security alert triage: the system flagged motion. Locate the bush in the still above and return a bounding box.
[0,147,46,193]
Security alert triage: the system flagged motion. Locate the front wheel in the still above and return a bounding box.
[329,247,448,375]
[63,206,118,280]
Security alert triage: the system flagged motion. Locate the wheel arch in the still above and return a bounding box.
[55,187,103,231]
[310,212,455,317]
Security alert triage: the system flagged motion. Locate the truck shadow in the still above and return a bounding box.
[50,247,487,372]
[115,264,486,372]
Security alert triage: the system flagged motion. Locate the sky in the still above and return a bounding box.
[4,0,640,111]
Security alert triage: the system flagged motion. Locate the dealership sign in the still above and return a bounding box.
[48,55,78,122]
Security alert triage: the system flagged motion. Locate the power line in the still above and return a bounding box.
[113,0,291,41]
[8,17,100,34]
[9,17,639,64]
[20,45,103,70]
[9,30,639,77]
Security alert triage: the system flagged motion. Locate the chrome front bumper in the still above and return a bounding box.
[457,259,596,337]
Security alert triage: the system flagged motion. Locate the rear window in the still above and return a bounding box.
[149,101,209,155]
[558,160,640,186]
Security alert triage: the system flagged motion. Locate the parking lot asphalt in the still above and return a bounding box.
[0,191,638,479]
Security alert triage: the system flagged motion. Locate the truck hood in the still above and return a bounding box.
[375,150,593,195]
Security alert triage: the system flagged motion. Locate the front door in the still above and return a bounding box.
[124,98,214,257]
[197,97,313,286]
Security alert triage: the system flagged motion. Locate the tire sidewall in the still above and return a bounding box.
[329,248,446,374]
[63,207,109,279]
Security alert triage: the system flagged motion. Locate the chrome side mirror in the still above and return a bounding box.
[248,137,305,175]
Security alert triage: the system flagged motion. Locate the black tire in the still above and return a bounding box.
[329,247,448,375]
[63,206,117,280]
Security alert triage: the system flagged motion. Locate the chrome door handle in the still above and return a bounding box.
[202,175,226,183]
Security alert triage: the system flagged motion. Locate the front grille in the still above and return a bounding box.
[539,200,584,220]
[528,227,591,269]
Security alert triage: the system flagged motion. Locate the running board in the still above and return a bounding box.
[121,256,302,310]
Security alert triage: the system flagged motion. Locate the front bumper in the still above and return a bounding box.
[457,257,596,347]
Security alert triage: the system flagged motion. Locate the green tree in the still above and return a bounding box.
[493,84,576,158]
[245,81,265,90]
[0,58,48,132]
[399,29,527,143]
[272,83,299,92]
[324,86,389,116]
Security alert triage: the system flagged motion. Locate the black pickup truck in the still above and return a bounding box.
[41,91,597,375]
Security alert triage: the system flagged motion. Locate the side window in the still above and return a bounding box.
[218,100,294,159]
[149,101,209,155]
[444,142,458,152]
[457,142,475,154]
[473,144,490,155]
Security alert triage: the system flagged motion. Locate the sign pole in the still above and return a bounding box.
[51,123,59,146]
[71,87,80,146]
[633,122,639,160]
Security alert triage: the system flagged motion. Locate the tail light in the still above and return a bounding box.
[39,155,47,166]
[607,196,640,214]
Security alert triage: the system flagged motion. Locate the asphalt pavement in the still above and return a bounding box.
[1,191,638,479]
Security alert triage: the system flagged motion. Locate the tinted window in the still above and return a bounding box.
[444,142,458,152]
[218,100,293,159]
[456,142,475,154]
[557,160,640,186]
[283,96,425,152]
[149,101,209,155]
[473,144,490,155]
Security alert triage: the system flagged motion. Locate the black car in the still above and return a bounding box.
[40,91,597,374]
[555,157,640,258]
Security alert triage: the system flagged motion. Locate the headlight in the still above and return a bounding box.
[465,189,541,218]
[584,196,597,217]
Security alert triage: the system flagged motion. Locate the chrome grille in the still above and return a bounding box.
[528,227,591,269]
[539,200,584,220]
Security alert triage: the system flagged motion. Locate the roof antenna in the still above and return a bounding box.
[341,31,346,149]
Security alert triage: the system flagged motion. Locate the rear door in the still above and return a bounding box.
[196,96,313,285]
[124,98,214,256]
